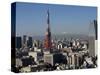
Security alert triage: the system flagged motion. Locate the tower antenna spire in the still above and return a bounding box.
[47,9,50,28]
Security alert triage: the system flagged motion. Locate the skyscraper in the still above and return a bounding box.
[89,20,97,56]
[44,10,52,51]
[27,36,33,48]
[94,20,97,40]
[16,36,22,49]
[23,35,27,46]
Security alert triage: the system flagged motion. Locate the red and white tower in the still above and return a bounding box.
[44,10,52,50]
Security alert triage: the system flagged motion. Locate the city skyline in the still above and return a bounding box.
[16,2,97,36]
[11,2,98,73]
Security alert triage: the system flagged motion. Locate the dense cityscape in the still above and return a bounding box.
[11,8,97,73]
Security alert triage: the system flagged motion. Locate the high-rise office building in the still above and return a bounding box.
[89,37,95,56]
[44,53,65,66]
[27,36,33,48]
[23,35,27,46]
[94,20,97,40]
[89,20,97,56]
[16,36,22,49]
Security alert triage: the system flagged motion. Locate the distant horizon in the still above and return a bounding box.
[15,2,97,36]
[16,33,89,37]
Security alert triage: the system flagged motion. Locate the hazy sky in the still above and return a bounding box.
[16,2,97,36]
